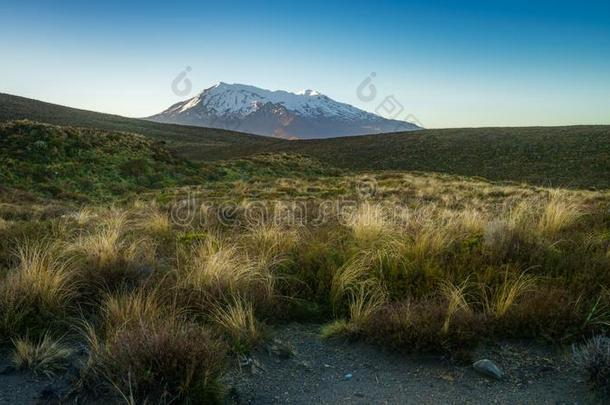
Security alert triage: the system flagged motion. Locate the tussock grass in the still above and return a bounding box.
[348,202,390,243]
[67,209,158,295]
[133,204,172,237]
[100,288,170,334]
[181,237,253,293]
[12,334,73,377]
[347,284,387,328]
[483,270,537,318]
[71,212,126,269]
[212,297,261,351]
[83,289,226,403]
[83,318,226,403]
[2,164,610,401]
[536,191,582,238]
[68,207,97,226]
[330,257,370,308]
[0,239,77,336]
[440,280,471,334]
[243,222,298,261]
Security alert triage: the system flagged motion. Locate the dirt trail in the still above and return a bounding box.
[227,324,597,404]
[0,324,598,404]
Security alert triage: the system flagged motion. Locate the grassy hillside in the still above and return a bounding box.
[0,120,211,201]
[0,93,283,160]
[2,93,609,189]
[0,120,340,203]
[270,126,610,189]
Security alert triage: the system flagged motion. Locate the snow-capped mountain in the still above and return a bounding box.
[146,82,421,139]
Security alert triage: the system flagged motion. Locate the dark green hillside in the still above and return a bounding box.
[0,93,284,161]
[0,121,211,201]
[0,121,340,202]
[2,93,609,189]
[269,126,610,189]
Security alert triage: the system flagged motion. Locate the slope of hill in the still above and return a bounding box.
[147,82,420,139]
[0,120,213,201]
[0,93,283,160]
[0,120,342,202]
[2,93,610,189]
[267,126,610,189]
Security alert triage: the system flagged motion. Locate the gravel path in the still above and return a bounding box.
[227,324,598,404]
[0,324,600,404]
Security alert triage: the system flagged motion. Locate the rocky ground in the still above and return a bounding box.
[227,324,598,404]
[0,324,600,404]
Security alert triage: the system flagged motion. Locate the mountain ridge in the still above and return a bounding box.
[146,82,421,139]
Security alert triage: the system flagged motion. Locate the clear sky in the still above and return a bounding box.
[1,0,610,128]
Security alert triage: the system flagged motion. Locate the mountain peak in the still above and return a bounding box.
[148,82,421,139]
[297,89,322,97]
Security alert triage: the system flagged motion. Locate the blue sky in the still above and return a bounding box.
[1,0,609,128]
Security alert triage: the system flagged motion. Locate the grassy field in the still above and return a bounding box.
[1,115,610,401]
[2,126,610,400]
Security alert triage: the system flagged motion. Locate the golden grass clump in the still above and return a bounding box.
[243,222,299,261]
[440,280,471,334]
[12,334,73,377]
[0,240,77,336]
[322,284,387,339]
[12,240,76,308]
[212,296,262,350]
[408,224,456,263]
[67,207,158,293]
[133,204,173,236]
[483,270,537,318]
[347,284,387,327]
[182,238,251,291]
[178,235,277,307]
[536,191,582,238]
[100,289,170,334]
[453,209,487,235]
[71,209,128,269]
[68,207,97,226]
[330,256,372,308]
[348,202,390,243]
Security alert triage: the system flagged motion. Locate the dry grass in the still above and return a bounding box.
[133,204,172,236]
[1,168,608,401]
[330,257,371,308]
[71,217,126,269]
[212,297,261,350]
[347,284,387,327]
[82,288,226,403]
[68,207,97,226]
[243,222,298,261]
[0,239,77,336]
[483,270,537,318]
[100,289,169,334]
[440,280,471,334]
[536,191,582,238]
[12,334,73,377]
[181,237,253,293]
[348,202,390,243]
[408,223,456,263]
[83,317,225,403]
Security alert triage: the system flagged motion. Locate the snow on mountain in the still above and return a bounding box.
[147,82,421,139]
